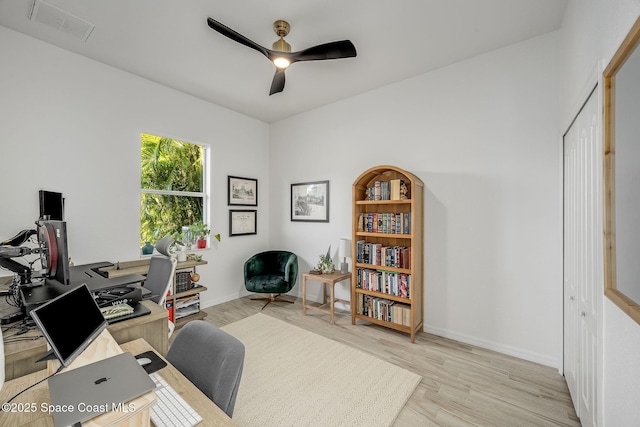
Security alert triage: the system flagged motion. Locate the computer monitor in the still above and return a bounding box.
[30,284,107,367]
[39,190,64,221]
[37,220,70,285]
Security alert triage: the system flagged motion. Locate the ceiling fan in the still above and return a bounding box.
[206,17,357,95]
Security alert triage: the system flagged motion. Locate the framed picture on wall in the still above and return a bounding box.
[228,176,258,206]
[291,180,329,222]
[229,210,257,236]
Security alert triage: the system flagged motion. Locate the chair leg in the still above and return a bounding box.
[250,293,294,310]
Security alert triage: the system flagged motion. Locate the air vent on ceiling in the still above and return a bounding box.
[29,0,95,42]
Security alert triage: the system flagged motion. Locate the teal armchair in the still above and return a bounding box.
[244,251,298,309]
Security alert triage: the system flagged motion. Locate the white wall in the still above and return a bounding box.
[560,1,640,425]
[3,2,640,421]
[270,32,562,367]
[0,26,270,307]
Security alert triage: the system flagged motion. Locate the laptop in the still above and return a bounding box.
[48,352,156,427]
[30,283,108,367]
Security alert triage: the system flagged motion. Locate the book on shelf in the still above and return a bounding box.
[358,212,411,234]
[404,212,411,234]
[365,179,408,201]
[399,274,410,298]
[390,179,405,200]
[355,267,411,298]
[357,294,411,326]
[355,244,411,269]
[357,213,365,232]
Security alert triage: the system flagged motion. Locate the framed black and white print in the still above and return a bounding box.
[229,210,257,236]
[291,180,329,222]
[228,176,258,206]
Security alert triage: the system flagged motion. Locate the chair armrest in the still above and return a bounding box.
[284,254,298,284]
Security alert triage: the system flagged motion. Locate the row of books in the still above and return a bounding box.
[355,241,411,269]
[356,294,412,326]
[364,179,408,201]
[355,268,411,298]
[357,212,412,234]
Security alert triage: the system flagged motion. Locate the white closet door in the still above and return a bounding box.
[563,87,600,427]
[563,122,579,406]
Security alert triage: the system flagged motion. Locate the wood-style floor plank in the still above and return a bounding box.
[191,296,580,427]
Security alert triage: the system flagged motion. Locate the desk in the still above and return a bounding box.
[0,334,235,426]
[4,300,168,381]
[120,339,235,426]
[1,329,156,426]
[301,271,351,324]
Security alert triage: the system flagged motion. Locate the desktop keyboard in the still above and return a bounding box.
[149,372,203,427]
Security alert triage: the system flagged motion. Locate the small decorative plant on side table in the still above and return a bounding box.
[313,246,335,274]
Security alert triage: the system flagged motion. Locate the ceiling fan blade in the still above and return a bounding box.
[269,70,286,95]
[207,17,269,58]
[291,40,357,63]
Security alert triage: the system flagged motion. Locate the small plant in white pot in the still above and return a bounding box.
[170,231,190,262]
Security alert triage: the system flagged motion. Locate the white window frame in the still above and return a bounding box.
[140,134,210,247]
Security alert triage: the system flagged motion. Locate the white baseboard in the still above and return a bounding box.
[201,289,328,309]
[422,324,558,369]
[200,293,556,369]
[200,290,251,309]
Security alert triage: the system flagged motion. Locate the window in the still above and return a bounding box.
[140,133,207,247]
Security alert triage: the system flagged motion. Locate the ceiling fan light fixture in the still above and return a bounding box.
[273,57,291,69]
[206,17,357,94]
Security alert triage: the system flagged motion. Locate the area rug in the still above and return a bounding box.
[220,313,421,427]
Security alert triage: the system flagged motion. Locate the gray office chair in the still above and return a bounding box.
[144,255,177,306]
[166,320,245,418]
[143,254,178,336]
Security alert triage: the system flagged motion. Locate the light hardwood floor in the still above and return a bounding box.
[195,296,580,427]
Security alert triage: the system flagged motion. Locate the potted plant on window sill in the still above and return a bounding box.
[189,221,220,249]
[170,231,191,262]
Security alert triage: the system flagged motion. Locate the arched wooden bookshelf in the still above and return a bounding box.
[351,165,424,342]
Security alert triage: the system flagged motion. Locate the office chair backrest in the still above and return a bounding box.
[166,320,245,418]
[144,256,177,306]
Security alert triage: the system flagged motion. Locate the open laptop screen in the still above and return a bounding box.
[30,284,107,366]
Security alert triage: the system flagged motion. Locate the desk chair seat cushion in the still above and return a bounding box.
[244,251,298,294]
[166,320,245,418]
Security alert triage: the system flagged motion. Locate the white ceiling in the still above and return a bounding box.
[0,0,567,123]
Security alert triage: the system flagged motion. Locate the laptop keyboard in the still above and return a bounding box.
[149,372,203,427]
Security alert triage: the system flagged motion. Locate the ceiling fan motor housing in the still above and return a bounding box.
[273,20,290,37]
[272,20,291,52]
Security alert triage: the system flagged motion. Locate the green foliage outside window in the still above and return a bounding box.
[140,134,205,247]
